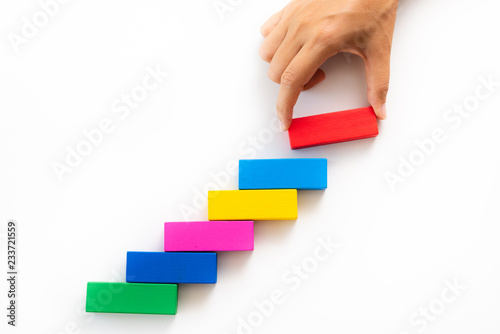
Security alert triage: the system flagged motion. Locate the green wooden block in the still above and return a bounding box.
[86,282,177,315]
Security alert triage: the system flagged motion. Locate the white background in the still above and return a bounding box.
[1,0,500,333]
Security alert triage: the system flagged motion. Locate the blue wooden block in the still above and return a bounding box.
[238,158,327,190]
[126,252,217,284]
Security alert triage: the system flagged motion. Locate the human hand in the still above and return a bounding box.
[259,0,399,130]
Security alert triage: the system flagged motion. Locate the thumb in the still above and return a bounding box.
[364,50,391,120]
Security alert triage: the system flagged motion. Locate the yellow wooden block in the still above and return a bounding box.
[208,189,297,221]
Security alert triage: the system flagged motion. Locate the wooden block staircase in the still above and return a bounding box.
[85,158,328,315]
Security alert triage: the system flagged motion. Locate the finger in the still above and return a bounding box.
[364,47,391,120]
[267,34,302,83]
[260,9,284,37]
[303,69,325,91]
[259,25,287,63]
[277,45,330,131]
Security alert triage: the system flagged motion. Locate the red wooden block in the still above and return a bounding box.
[288,106,379,149]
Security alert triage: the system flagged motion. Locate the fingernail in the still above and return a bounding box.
[380,103,387,120]
[280,120,286,131]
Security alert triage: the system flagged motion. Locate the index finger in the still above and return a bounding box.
[277,45,330,130]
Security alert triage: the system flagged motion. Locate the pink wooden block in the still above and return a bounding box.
[164,221,254,251]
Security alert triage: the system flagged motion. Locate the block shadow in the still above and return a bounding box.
[297,189,327,216]
[84,309,176,330]
[177,282,217,312]
[176,251,253,311]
